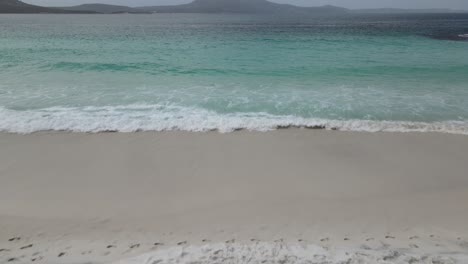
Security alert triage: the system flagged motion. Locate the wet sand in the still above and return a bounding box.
[0,130,468,263]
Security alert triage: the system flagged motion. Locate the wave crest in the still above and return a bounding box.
[0,105,467,134]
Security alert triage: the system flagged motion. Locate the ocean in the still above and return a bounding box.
[0,13,467,134]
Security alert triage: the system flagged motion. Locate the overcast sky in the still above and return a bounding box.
[22,0,468,10]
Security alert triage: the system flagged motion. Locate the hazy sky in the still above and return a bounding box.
[23,0,468,10]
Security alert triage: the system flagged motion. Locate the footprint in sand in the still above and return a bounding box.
[130,244,140,249]
[122,244,141,254]
[382,250,401,261]
[81,250,92,255]
[379,242,391,250]
[58,252,66,257]
[177,241,187,246]
[20,244,33,250]
[344,237,350,241]
[313,254,328,260]
[225,239,235,244]
[385,235,395,239]
[360,244,372,250]
[154,242,164,246]
[409,236,419,240]
[409,243,419,249]
[0,248,10,252]
[106,245,116,249]
[31,256,43,262]
[8,237,21,242]
[320,238,329,242]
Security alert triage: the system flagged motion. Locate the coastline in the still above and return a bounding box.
[1,105,468,135]
[1,130,468,263]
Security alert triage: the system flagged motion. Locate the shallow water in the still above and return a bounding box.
[0,14,467,133]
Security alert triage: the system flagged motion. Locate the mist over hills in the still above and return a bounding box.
[1,0,467,14]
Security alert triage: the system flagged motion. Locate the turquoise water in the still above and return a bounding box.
[1,14,468,133]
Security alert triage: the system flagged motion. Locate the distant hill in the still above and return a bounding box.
[57,4,150,14]
[2,0,466,15]
[139,0,348,14]
[0,0,94,13]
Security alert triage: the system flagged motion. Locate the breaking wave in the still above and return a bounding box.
[1,105,467,135]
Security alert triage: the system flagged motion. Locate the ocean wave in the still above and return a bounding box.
[112,242,467,264]
[0,105,467,135]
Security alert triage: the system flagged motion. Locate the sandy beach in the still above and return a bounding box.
[1,130,468,263]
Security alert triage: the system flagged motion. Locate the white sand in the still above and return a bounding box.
[0,130,467,263]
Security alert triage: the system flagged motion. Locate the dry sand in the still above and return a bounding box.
[0,130,467,263]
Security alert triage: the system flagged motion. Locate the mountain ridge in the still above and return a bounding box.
[0,0,95,13]
[1,0,467,14]
[139,0,347,14]
[56,3,150,14]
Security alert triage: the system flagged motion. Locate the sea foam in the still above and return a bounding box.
[1,105,467,135]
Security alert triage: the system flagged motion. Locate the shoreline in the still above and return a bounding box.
[1,124,468,135]
[1,130,468,263]
[1,106,468,135]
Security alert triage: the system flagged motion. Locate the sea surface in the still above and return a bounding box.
[0,13,467,133]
